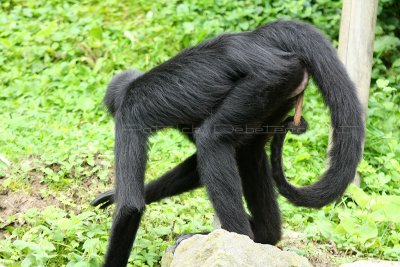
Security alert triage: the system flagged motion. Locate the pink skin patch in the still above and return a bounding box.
[289,70,309,98]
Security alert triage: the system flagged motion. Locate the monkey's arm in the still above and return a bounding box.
[91,154,200,209]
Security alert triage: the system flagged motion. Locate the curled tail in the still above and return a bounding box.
[256,20,365,208]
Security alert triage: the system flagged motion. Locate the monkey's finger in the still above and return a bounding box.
[99,201,114,209]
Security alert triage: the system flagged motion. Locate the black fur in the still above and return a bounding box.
[103,70,143,116]
[94,20,364,266]
[257,21,365,208]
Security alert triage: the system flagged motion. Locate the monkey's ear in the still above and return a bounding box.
[104,70,143,116]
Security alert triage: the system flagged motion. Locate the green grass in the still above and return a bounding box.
[0,0,399,266]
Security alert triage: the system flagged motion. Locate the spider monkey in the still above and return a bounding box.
[90,20,364,266]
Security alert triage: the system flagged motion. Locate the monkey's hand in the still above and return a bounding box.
[171,232,210,253]
[284,116,308,135]
[90,190,115,209]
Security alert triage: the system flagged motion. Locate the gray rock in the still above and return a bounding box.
[341,260,400,267]
[161,229,312,267]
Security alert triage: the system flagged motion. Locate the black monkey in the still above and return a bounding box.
[92,20,364,266]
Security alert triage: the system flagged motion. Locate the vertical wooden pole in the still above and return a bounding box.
[338,0,378,185]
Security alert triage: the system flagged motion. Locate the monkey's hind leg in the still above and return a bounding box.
[193,75,283,240]
[238,140,282,245]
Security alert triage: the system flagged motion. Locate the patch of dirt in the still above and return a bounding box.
[0,189,59,217]
[0,153,115,218]
[1,156,61,216]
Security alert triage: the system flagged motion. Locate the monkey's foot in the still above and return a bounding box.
[172,232,209,253]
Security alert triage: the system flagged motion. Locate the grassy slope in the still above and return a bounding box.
[0,0,399,266]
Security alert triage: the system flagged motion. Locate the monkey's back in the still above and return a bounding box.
[121,31,303,129]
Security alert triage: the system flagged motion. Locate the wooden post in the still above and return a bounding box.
[338,0,378,185]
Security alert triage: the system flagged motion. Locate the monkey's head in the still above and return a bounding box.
[104,69,143,116]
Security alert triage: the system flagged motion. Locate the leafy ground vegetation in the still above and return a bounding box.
[0,0,399,266]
